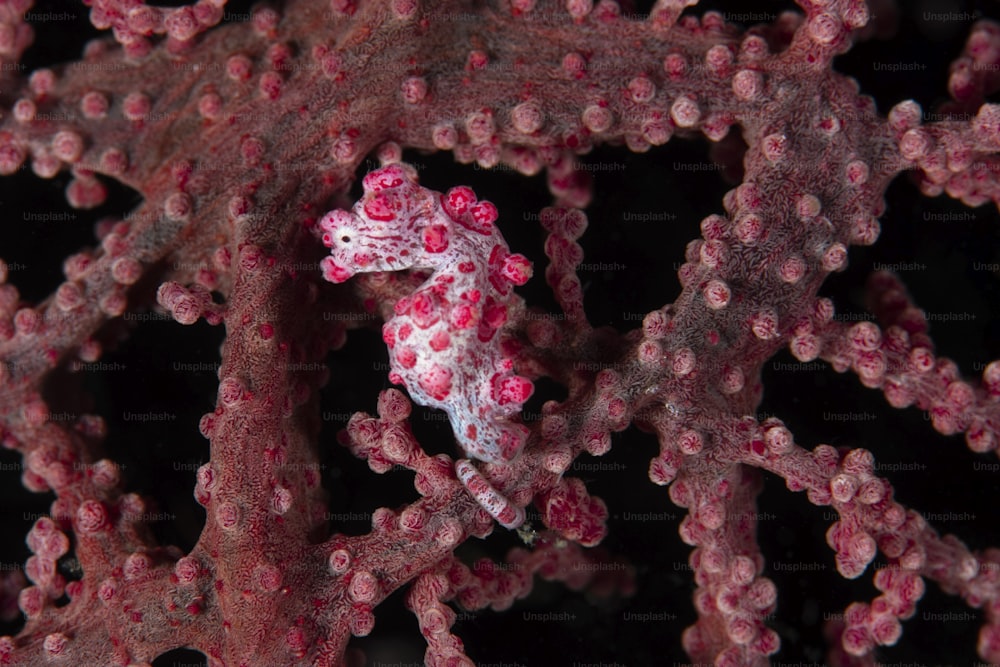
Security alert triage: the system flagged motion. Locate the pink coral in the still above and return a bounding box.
[0,1,997,666]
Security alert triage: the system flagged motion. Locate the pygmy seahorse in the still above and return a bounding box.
[318,163,534,465]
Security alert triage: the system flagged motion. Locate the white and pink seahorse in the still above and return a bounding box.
[318,163,535,468]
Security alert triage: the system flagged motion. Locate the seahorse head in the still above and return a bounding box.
[319,165,437,282]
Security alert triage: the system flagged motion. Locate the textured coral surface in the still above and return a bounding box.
[0,1,999,666]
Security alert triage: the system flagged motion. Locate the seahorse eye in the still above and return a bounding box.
[341,235,351,243]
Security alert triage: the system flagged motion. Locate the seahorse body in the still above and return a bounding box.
[318,164,534,463]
